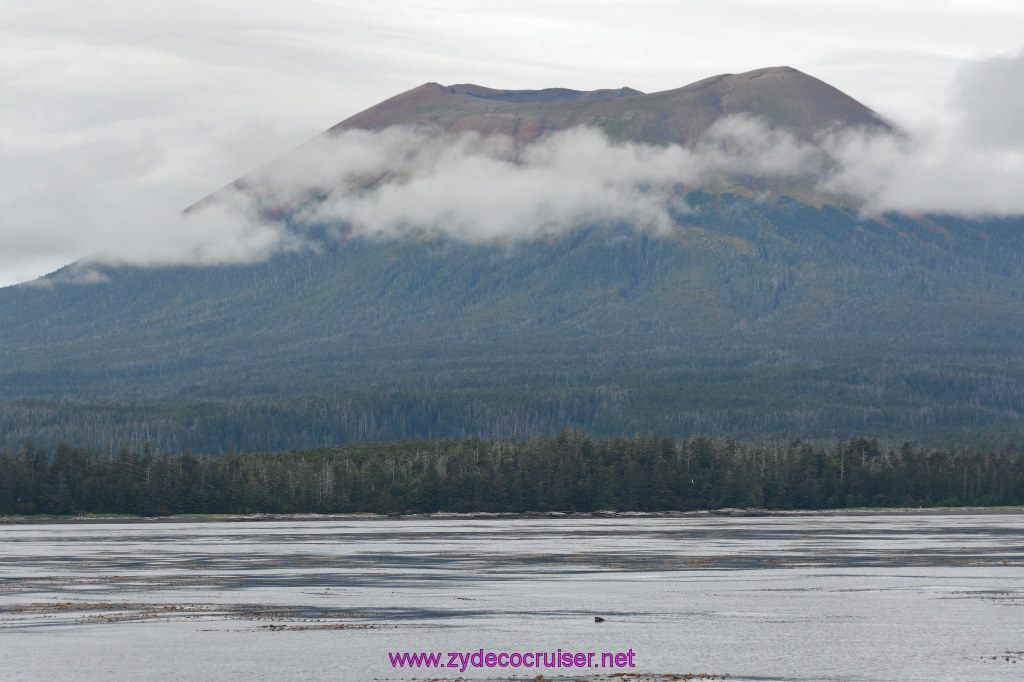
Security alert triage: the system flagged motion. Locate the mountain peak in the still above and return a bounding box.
[653,66,888,139]
[442,84,644,104]
[327,66,888,146]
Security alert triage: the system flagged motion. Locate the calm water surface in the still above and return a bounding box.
[1,513,1022,681]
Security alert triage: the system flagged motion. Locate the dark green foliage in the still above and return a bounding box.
[2,196,1024,453]
[2,434,1021,515]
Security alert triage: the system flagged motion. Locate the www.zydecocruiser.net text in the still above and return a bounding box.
[389,648,637,672]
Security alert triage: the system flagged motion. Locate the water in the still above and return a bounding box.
[1,513,1022,681]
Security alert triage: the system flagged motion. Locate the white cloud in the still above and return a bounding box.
[822,127,1024,216]
[951,48,1024,148]
[290,127,682,241]
[237,119,834,244]
[821,49,1024,215]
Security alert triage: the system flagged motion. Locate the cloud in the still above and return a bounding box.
[23,262,111,288]
[821,48,1024,215]
[98,188,309,266]
[281,127,687,241]
[230,118,833,244]
[952,48,1024,149]
[822,127,1024,216]
[0,127,312,286]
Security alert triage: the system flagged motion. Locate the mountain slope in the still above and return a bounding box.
[1,69,1021,453]
[3,195,1023,452]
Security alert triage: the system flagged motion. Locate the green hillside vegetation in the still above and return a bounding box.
[3,433,1021,516]
[2,193,1023,453]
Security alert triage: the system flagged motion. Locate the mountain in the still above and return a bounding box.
[327,66,890,145]
[2,68,1023,453]
[195,66,890,211]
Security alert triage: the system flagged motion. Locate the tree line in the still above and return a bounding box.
[3,432,1021,516]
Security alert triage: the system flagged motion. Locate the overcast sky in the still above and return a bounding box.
[3,0,1024,286]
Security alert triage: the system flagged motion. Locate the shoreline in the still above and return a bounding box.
[3,506,1023,525]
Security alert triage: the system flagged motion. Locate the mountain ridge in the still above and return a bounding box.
[326,66,890,147]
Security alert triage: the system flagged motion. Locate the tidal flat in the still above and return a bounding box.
[1,513,1022,681]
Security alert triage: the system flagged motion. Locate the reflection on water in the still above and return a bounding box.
[1,514,1022,681]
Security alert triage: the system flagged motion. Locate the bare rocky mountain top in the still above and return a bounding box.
[328,66,890,146]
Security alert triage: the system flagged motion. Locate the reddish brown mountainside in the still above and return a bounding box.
[327,66,890,146]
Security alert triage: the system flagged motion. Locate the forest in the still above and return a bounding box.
[2,432,1021,516]
[4,197,1024,454]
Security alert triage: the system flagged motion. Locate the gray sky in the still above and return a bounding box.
[3,0,1024,286]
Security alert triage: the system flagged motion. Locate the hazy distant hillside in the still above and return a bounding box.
[1,68,1022,453]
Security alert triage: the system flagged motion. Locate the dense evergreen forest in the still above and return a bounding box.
[4,197,1024,454]
[3,432,1021,516]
